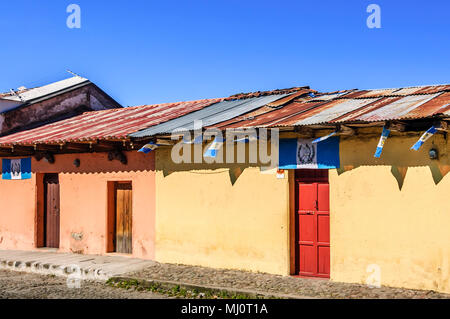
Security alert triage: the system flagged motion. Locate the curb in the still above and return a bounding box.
[0,258,109,281]
[108,276,315,299]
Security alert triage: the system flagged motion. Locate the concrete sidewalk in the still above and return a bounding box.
[0,250,154,281]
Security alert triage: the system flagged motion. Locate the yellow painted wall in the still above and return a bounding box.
[155,130,450,294]
[155,146,290,275]
[330,130,450,293]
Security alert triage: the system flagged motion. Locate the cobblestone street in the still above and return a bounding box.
[127,262,450,299]
[2,260,450,299]
[0,270,167,299]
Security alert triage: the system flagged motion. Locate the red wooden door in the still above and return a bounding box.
[295,170,330,278]
[44,174,60,248]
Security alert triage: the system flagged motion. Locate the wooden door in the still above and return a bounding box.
[295,170,330,278]
[115,182,132,254]
[44,174,60,248]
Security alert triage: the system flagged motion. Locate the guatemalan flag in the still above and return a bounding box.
[2,158,32,180]
[204,136,224,158]
[278,137,340,169]
[138,142,159,154]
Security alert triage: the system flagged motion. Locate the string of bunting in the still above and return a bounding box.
[138,124,444,158]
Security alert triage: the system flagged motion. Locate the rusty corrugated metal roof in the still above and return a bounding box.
[214,84,450,129]
[130,94,293,137]
[0,84,449,147]
[0,98,221,146]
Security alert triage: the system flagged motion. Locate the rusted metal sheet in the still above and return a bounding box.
[0,98,220,146]
[225,87,309,100]
[391,87,425,96]
[414,85,450,95]
[1,84,450,146]
[217,84,450,129]
[218,101,324,129]
[293,98,380,126]
[214,100,313,129]
[356,88,400,98]
[266,89,314,107]
[330,97,402,123]
[403,92,450,118]
[308,91,354,102]
[214,91,315,129]
[356,94,441,122]
[130,94,290,137]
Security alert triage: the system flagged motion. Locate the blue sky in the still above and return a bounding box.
[0,0,449,106]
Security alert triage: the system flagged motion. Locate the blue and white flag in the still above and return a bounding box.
[2,158,31,180]
[183,135,203,144]
[138,142,159,154]
[204,137,224,158]
[235,135,258,143]
[374,126,391,158]
[312,131,337,144]
[411,126,437,151]
[279,137,340,169]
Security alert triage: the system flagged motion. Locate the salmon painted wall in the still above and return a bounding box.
[330,130,450,294]
[154,146,291,275]
[0,151,156,259]
[0,174,36,250]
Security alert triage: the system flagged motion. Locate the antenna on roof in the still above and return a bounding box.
[66,69,82,77]
[9,89,25,103]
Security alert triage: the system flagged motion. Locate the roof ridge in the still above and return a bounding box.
[361,83,450,91]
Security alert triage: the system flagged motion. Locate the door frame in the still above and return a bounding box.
[107,181,133,254]
[36,173,60,248]
[289,169,330,278]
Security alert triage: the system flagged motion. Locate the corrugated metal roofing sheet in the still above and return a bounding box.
[266,89,313,107]
[1,83,449,146]
[293,98,380,125]
[0,98,220,146]
[355,93,441,122]
[307,91,355,101]
[215,84,450,129]
[130,94,290,137]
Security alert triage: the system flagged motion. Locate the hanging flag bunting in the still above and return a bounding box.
[411,126,438,151]
[138,142,159,154]
[204,137,224,158]
[374,126,391,158]
[312,131,338,144]
[235,135,258,143]
[279,137,340,169]
[183,135,203,144]
[2,158,32,180]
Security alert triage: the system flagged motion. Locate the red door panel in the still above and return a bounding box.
[295,170,330,278]
[299,245,315,275]
[298,215,314,242]
[317,184,329,212]
[297,184,316,211]
[317,246,330,276]
[317,215,330,244]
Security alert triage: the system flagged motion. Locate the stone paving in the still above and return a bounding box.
[0,270,168,299]
[127,262,450,299]
[1,250,449,299]
[0,250,154,281]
